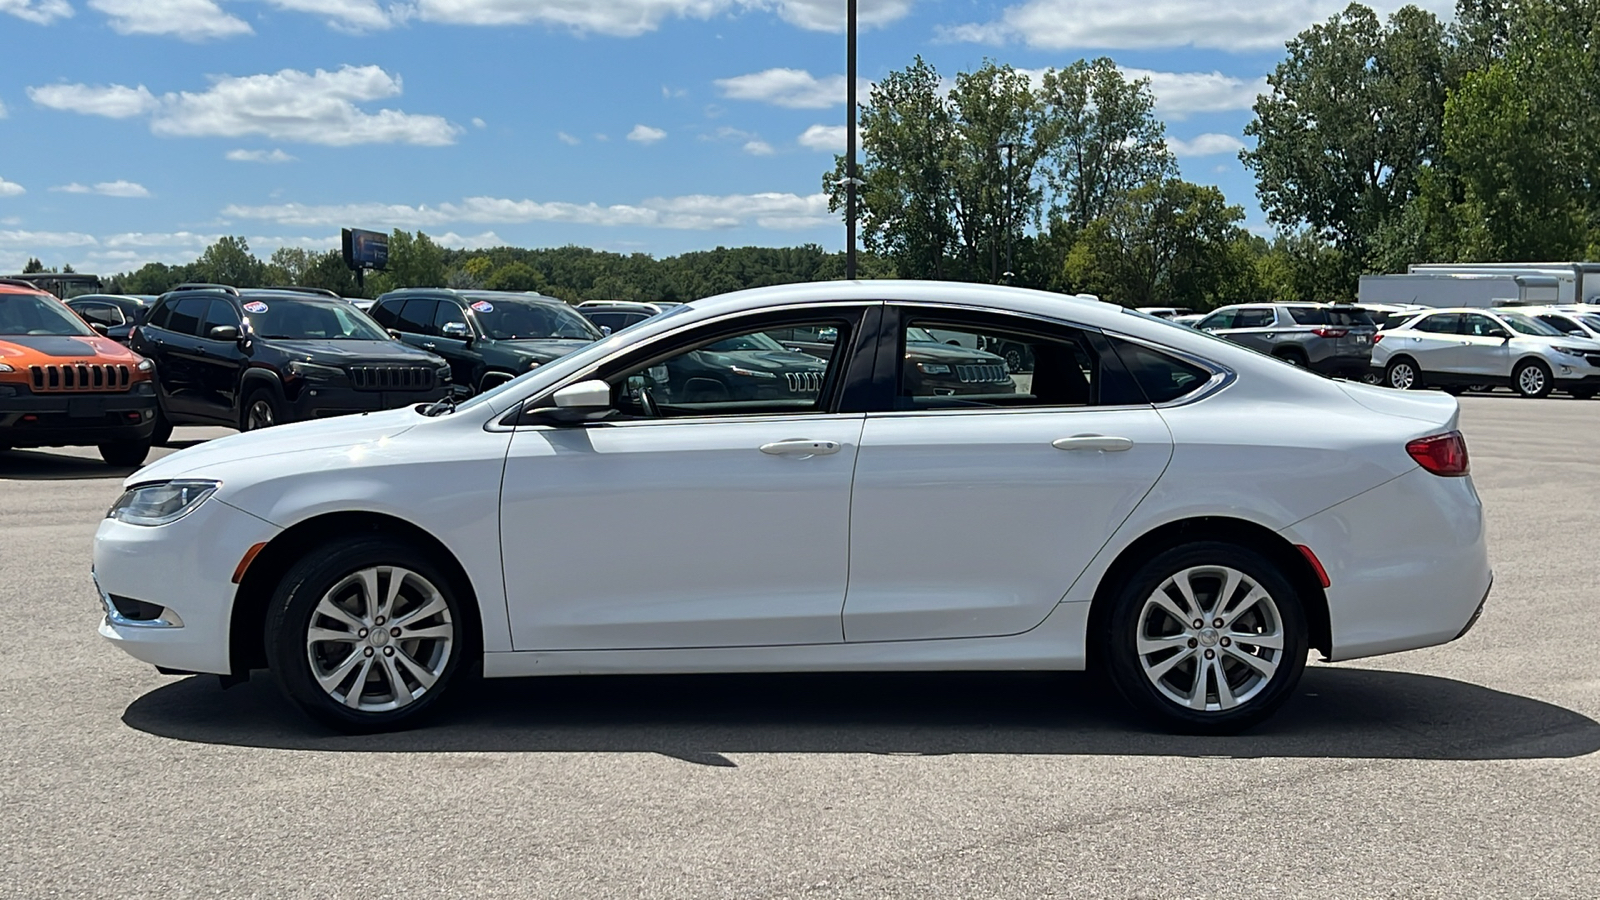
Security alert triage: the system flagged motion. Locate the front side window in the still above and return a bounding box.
[1460,314,1509,338]
[1234,308,1276,328]
[201,299,241,338]
[609,319,850,419]
[74,302,125,327]
[897,318,1095,410]
[369,299,400,327]
[432,301,468,335]
[165,297,208,336]
[0,293,97,336]
[1496,312,1561,336]
[1197,310,1236,331]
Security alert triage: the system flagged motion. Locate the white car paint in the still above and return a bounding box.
[1372,306,1600,392]
[95,281,1490,696]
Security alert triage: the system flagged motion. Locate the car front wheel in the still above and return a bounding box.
[98,439,151,467]
[1514,360,1553,398]
[1099,542,1308,734]
[266,536,473,733]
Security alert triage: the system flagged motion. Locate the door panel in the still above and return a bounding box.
[151,297,210,417]
[843,408,1172,642]
[194,299,245,420]
[501,415,864,650]
[429,301,476,388]
[1442,315,1512,377]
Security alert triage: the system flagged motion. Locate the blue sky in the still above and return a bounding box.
[0,0,1455,275]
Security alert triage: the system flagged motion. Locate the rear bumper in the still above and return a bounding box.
[1279,466,1491,662]
[0,388,157,446]
[287,384,449,421]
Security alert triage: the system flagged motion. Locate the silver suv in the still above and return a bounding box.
[1371,307,1600,399]
[1193,303,1376,377]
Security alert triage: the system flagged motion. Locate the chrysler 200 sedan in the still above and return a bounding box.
[94,281,1491,735]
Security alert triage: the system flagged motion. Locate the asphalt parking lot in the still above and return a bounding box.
[3,398,1599,899]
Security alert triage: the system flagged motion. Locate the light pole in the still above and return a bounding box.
[846,0,858,280]
[998,141,1016,284]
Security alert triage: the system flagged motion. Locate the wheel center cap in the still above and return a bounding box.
[369,629,390,647]
[1197,628,1220,647]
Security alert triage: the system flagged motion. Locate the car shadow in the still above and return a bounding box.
[121,667,1600,764]
[0,448,137,480]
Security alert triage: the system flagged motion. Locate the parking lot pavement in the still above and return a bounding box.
[3,403,1599,899]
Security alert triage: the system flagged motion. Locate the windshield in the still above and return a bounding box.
[246,298,391,340]
[468,296,602,341]
[1577,314,1600,333]
[0,293,96,336]
[1498,312,1563,336]
[705,331,786,352]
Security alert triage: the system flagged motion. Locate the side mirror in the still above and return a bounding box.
[208,325,240,342]
[600,325,613,336]
[525,379,615,426]
[441,321,471,340]
[387,328,403,340]
[90,322,110,336]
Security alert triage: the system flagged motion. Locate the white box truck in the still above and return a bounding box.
[1359,262,1600,307]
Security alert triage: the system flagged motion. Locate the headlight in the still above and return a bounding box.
[918,363,952,375]
[136,358,154,372]
[0,363,12,373]
[286,360,344,381]
[107,480,219,526]
[729,366,776,379]
[1552,346,1591,358]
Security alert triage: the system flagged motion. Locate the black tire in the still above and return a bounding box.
[1097,541,1308,735]
[1385,357,1422,390]
[150,406,173,446]
[1442,385,1464,396]
[1513,359,1553,398]
[1003,346,1025,374]
[1274,349,1309,368]
[265,535,475,733]
[98,440,151,467]
[241,386,286,431]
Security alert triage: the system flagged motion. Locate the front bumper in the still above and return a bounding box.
[0,386,157,446]
[94,494,282,675]
[286,383,449,421]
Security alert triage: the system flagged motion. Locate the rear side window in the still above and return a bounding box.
[1234,308,1276,328]
[1287,307,1375,327]
[1414,314,1460,334]
[165,297,208,336]
[1108,338,1212,404]
[897,317,1099,410]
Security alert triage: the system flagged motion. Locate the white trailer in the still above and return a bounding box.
[1357,272,1554,308]
[1386,261,1600,305]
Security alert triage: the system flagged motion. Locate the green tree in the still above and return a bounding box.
[384,229,447,288]
[193,236,265,287]
[267,247,313,285]
[483,261,548,293]
[22,257,45,274]
[1243,3,1450,286]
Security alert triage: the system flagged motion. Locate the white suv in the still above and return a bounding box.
[1372,307,1600,398]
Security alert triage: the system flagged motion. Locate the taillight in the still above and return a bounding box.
[1311,327,1349,338]
[1407,431,1470,476]
[1372,333,1384,344]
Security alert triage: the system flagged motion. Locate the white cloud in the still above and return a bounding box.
[50,181,154,197]
[761,0,913,33]
[1167,133,1247,157]
[743,140,775,156]
[226,149,298,163]
[433,230,505,250]
[0,177,25,197]
[1123,68,1269,118]
[88,0,253,41]
[946,0,1454,53]
[28,83,159,119]
[0,0,73,25]
[407,0,911,36]
[715,68,870,109]
[262,0,400,31]
[628,124,667,144]
[29,66,458,147]
[557,131,581,145]
[222,190,835,230]
[471,117,487,128]
[0,229,98,249]
[0,99,8,118]
[798,123,845,152]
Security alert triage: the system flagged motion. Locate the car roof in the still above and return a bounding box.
[0,279,55,298]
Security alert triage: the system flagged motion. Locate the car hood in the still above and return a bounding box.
[495,338,596,361]
[266,339,444,365]
[127,406,422,484]
[0,333,143,364]
[905,342,1007,364]
[1517,334,1600,349]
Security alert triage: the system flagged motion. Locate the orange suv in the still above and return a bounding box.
[0,279,159,466]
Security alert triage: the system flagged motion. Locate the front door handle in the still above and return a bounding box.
[759,439,841,457]
[1052,434,1134,452]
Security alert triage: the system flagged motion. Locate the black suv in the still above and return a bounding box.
[371,289,603,394]
[131,285,451,439]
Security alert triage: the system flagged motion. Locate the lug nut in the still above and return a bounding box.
[1213,618,1224,628]
[1192,619,1204,629]
[363,647,374,657]
[1187,638,1198,649]
[383,647,395,656]
[375,616,386,626]
[390,627,401,637]
[1204,649,1216,660]
[358,628,368,638]
[1220,637,1232,647]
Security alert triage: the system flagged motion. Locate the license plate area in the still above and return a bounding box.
[68,397,99,418]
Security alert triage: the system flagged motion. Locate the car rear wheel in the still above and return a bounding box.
[1513,360,1553,398]
[1098,542,1308,734]
[1274,349,1309,368]
[242,387,284,430]
[265,535,473,733]
[98,440,151,467]
[1385,358,1421,390]
[150,407,173,446]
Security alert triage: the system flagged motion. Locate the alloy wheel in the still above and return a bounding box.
[304,566,455,713]
[1518,365,1546,395]
[1134,565,1285,712]
[1388,362,1416,390]
[247,399,276,430]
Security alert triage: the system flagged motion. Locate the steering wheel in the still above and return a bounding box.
[635,385,660,418]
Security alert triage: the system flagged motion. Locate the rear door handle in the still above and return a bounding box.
[759,439,841,457]
[422,342,437,351]
[1052,434,1134,452]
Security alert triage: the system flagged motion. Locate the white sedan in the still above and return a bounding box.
[94,282,1491,734]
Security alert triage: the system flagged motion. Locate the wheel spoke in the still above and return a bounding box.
[392,594,448,630]
[1224,645,1279,680]
[1187,660,1211,710]
[399,623,453,642]
[376,567,407,623]
[313,596,365,631]
[1214,568,1245,620]
[1212,659,1237,708]
[1219,586,1269,628]
[394,648,441,691]
[1167,572,1201,619]
[356,568,381,622]
[378,654,415,707]
[343,656,376,708]
[313,648,363,693]
[1136,632,1191,656]
[1230,628,1284,651]
[1145,647,1194,682]
[307,626,358,645]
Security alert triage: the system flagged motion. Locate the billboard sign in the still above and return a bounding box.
[342,228,389,271]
